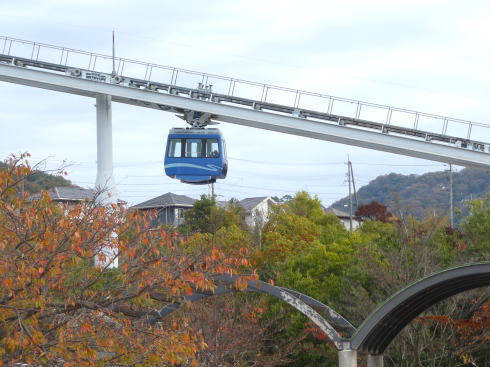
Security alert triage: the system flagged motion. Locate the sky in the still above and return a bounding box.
[1,0,490,207]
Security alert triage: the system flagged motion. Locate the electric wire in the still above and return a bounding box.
[4,153,448,169]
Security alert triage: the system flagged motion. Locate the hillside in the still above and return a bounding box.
[0,162,76,193]
[331,168,490,220]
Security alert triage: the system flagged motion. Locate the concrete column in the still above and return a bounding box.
[95,94,117,204]
[339,350,357,367]
[367,354,383,367]
[94,94,119,269]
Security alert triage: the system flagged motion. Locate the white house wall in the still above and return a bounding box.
[245,199,274,228]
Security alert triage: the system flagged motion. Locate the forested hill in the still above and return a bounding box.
[331,168,490,219]
[0,162,75,193]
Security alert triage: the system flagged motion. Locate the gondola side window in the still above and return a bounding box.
[168,139,182,158]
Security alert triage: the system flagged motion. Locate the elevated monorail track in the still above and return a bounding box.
[1,36,490,170]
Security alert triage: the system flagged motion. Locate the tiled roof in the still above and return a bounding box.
[324,207,351,218]
[30,186,95,202]
[131,192,196,209]
[132,194,277,212]
[216,200,227,208]
[239,197,274,212]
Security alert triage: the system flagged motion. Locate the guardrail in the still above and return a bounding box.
[1,35,489,143]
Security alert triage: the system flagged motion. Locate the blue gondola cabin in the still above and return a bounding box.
[164,128,228,184]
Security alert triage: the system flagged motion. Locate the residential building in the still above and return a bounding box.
[29,186,120,268]
[132,194,277,229]
[324,207,361,230]
[131,192,196,227]
[239,196,277,228]
[29,186,96,205]
[29,186,127,207]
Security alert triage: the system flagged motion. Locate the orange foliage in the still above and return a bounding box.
[0,154,252,366]
[417,301,490,362]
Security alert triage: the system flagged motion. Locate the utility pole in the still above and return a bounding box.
[350,160,358,210]
[347,158,353,232]
[449,163,454,227]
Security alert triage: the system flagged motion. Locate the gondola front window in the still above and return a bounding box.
[168,138,220,158]
[206,139,219,158]
[185,139,203,157]
[168,139,182,157]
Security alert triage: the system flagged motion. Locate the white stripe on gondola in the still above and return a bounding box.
[164,163,220,172]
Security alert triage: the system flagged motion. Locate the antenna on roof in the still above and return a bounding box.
[112,30,116,76]
[110,31,122,84]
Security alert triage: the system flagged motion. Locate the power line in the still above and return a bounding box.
[6,154,447,169]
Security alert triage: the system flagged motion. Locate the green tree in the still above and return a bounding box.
[254,192,357,366]
[461,193,490,260]
[351,212,490,366]
[181,195,247,235]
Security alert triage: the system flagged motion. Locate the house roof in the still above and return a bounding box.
[131,192,196,210]
[30,186,95,202]
[216,200,227,208]
[131,194,277,212]
[239,197,275,212]
[324,207,351,218]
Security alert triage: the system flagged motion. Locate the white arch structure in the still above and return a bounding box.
[149,264,490,367]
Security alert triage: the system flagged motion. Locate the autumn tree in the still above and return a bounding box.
[405,195,490,366]
[175,293,305,367]
[0,154,252,366]
[160,202,305,366]
[355,201,395,222]
[353,209,490,366]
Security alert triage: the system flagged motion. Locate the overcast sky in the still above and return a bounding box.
[1,0,490,207]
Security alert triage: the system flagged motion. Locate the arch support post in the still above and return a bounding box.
[367,354,383,367]
[95,94,117,204]
[339,350,357,367]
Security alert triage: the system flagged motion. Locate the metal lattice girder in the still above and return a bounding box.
[351,262,490,355]
[150,274,355,350]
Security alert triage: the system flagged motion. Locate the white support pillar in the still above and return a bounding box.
[95,94,117,205]
[339,350,357,367]
[367,355,383,367]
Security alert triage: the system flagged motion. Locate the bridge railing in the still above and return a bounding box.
[2,35,490,144]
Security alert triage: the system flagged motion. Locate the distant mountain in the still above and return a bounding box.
[0,162,76,193]
[24,171,76,193]
[331,168,490,220]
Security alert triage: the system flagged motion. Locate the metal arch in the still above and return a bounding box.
[350,262,490,355]
[151,285,235,318]
[213,274,356,337]
[276,286,355,334]
[150,274,356,350]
